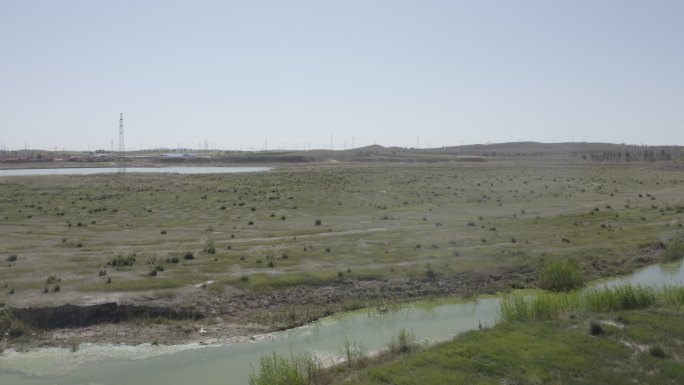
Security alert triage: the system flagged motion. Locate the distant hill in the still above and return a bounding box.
[2,142,682,165]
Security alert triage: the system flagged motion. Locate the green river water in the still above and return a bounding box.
[1,261,682,385]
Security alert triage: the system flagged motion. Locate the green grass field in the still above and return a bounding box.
[341,306,684,385]
[1,160,683,308]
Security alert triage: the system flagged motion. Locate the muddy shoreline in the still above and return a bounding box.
[1,247,659,352]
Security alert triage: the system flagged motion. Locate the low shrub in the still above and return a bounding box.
[650,345,666,358]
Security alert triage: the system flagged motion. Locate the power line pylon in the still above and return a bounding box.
[118,113,126,175]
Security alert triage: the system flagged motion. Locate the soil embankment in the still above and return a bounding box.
[11,303,201,329]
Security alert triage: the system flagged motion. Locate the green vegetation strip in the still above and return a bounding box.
[499,284,684,322]
[348,308,684,385]
[247,284,684,385]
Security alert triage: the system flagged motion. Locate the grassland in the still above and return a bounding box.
[1,156,684,345]
[335,305,684,385]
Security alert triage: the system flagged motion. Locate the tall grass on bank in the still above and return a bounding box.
[387,328,418,355]
[537,258,585,292]
[663,238,684,262]
[0,310,30,338]
[248,352,323,385]
[249,329,419,385]
[499,284,684,322]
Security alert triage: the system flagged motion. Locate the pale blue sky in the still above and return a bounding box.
[1,0,682,151]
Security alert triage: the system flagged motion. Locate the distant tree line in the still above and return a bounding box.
[582,149,673,162]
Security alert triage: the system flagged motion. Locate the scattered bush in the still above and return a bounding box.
[7,255,17,262]
[109,255,136,267]
[183,252,194,260]
[650,345,666,358]
[315,219,322,226]
[46,275,60,284]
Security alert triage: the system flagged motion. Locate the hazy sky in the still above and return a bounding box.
[1,0,683,151]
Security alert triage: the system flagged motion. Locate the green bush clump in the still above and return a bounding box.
[183,252,194,260]
[538,258,584,292]
[7,255,17,262]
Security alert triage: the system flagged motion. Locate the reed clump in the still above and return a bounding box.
[537,258,584,292]
[662,238,684,262]
[499,284,684,322]
[388,328,418,355]
[248,352,323,385]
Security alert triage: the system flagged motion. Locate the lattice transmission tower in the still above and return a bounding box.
[118,113,126,174]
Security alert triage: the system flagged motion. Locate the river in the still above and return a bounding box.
[0,261,682,385]
[0,167,270,177]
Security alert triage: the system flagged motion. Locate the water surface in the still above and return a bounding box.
[0,167,270,177]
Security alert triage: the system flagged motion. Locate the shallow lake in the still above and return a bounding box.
[0,167,270,177]
[1,261,682,385]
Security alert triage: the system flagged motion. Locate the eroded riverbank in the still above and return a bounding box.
[0,242,664,353]
[1,258,683,385]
